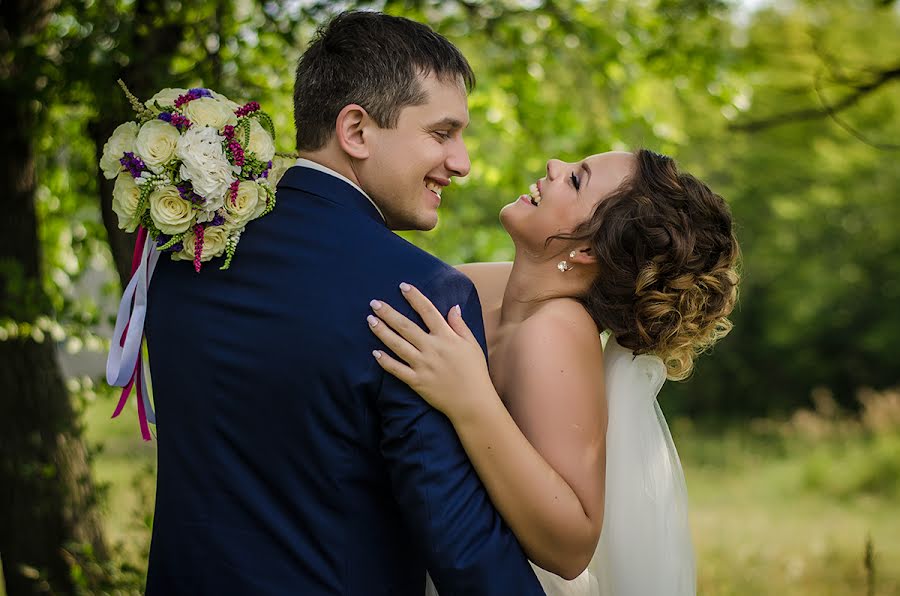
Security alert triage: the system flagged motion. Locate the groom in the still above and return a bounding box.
[144,11,543,595]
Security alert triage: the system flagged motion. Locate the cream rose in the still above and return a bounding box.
[149,185,194,235]
[145,88,188,110]
[210,90,241,112]
[266,155,293,187]
[181,97,238,129]
[111,172,142,232]
[100,122,139,180]
[176,126,239,202]
[173,225,229,262]
[223,181,267,230]
[135,119,180,174]
[246,119,276,163]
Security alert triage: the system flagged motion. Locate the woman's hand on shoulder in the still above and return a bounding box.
[367,283,495,421]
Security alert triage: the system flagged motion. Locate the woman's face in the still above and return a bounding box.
[500,151,635,255]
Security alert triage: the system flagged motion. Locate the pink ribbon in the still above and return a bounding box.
[109,227,154,441]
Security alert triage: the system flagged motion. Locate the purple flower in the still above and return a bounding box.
[174,88,213,108]
[158,112,191,131]
[176,184,205,205]
[119,152,146,178]
[210,213,225,226]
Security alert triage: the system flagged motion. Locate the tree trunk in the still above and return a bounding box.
[89,0,188,289]
[0,2,107,593]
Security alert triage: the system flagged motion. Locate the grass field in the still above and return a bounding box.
[82,386,900,595]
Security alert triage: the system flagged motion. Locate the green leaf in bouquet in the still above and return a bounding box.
[241,155,267,178]
[260,183,276,217]
[163,161,180,181]
[130,178,160,232]
[239,119,252,151]
[219,233,240,271]
[117,79,155,121]
[251,111,276,141]
[156,233,185,252]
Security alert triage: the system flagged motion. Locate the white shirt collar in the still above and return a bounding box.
[294,158,385,221]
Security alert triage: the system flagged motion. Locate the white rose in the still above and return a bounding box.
[149,185,195,235]
[173,225,229,262]
[135,119,180,174]
[246,118,276,163]
[181,97,238,129]
[224,181,266,229]
[145,88,188,110]
[101,122,139,179]
[266,155,293,187]
[111,172,142,232]
[210,90,241,112]
[176,126,240,202]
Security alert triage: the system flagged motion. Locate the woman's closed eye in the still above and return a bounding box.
[570,172,581,191]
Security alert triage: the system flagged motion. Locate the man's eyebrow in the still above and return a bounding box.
[427,117,468,130]
[582,161,592,183]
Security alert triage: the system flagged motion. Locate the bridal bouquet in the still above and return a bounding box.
[100,81,286,272]
[104,81,293,440]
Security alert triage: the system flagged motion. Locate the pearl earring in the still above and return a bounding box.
[557,251,577,273]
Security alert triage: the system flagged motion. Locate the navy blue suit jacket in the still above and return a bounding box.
[144,166,544,595]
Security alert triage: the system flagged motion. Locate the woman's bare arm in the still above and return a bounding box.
[368,289,606,579]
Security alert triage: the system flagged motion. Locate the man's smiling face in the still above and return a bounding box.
[356,73,471,231]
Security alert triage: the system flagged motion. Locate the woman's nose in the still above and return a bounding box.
[546,158,564,180]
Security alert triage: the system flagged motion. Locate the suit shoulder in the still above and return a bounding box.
[371,230,474,293]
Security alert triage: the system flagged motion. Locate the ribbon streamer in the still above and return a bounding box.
[106,227,159,440]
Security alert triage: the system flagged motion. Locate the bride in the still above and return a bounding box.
[366,149,740,595]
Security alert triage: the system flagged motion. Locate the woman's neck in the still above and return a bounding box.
[500,252,593,326]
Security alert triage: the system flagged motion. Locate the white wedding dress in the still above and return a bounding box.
[425,335,696,596]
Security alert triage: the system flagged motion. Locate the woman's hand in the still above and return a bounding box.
[367,282,494,422]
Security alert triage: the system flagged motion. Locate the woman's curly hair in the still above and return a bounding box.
[557,149,740,380]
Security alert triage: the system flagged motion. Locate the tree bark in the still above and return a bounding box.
[1,2,108,593]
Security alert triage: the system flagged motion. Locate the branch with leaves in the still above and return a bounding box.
[730,61,900,149]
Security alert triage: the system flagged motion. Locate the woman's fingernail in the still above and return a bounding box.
[399,282,411,292]
[454,304,461,316]
[367,315,379,327]
[372,350,382,359]
[370,299,382,310]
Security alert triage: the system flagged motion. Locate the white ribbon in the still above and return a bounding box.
[106,236,160,387]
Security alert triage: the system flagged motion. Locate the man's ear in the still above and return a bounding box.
[569,246,597,266]
[335,104,371,160]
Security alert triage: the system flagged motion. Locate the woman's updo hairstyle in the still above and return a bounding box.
[560,149,740,380]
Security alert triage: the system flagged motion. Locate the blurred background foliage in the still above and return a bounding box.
[2,0,899,593]
[12,0,900,415]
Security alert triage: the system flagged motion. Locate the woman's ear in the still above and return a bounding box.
[569,246,597,266]
[335,104,370,159]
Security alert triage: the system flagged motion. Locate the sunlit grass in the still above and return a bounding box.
[83,386,900,594]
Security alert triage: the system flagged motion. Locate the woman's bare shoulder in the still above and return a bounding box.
[510,299,605,370]
[454,262,512,306]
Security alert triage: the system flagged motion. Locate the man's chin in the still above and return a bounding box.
[387,213,438,232]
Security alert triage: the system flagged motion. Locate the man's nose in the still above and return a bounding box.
[447,138,471,178]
